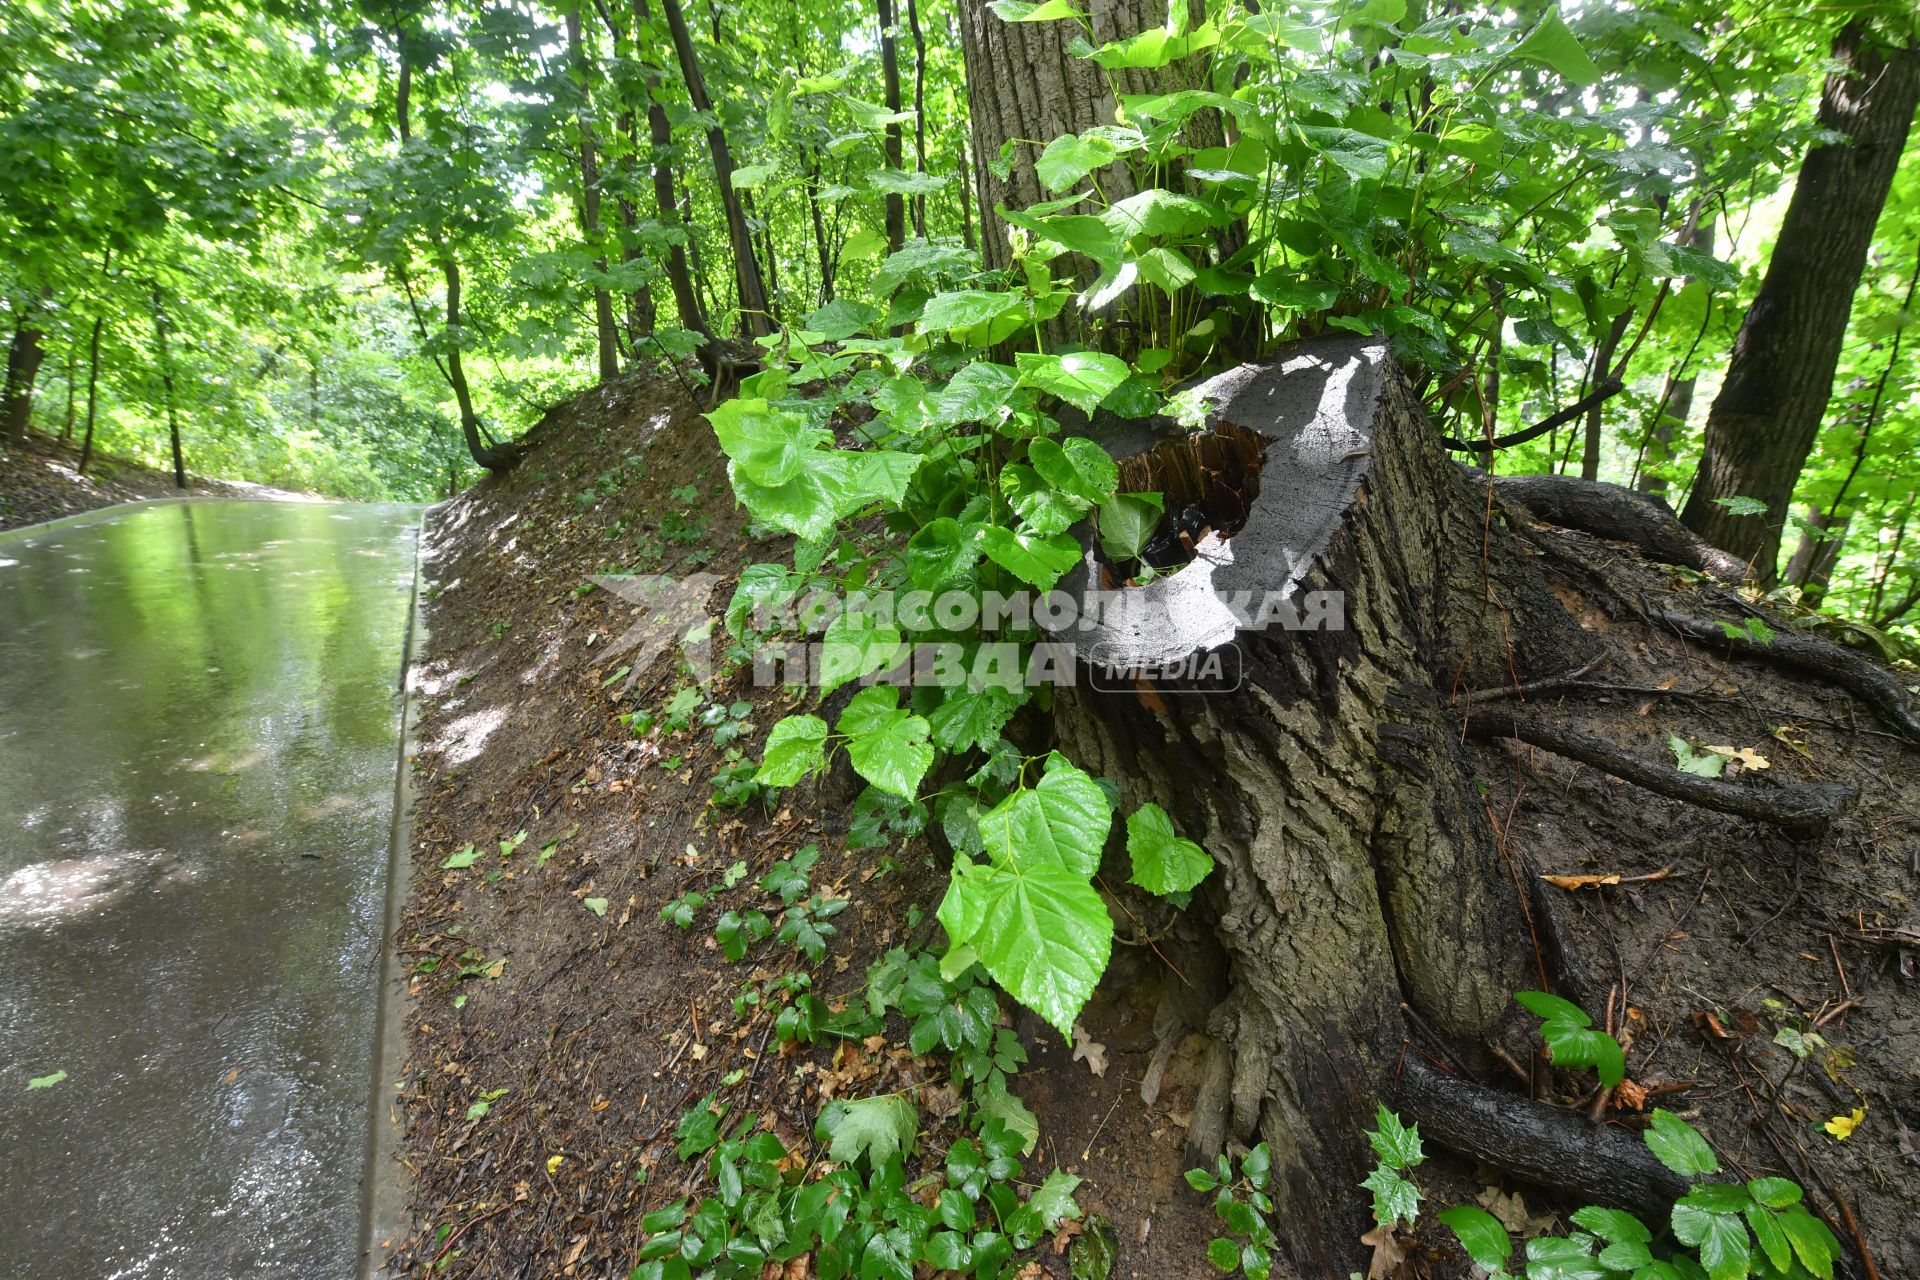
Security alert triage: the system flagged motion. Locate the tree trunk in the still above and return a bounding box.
[954,0,1208,273]
[77,315,103,474]
[1580,307,1630,482]
[878,0,906,253]
[659,0,773,340]
[4,308,48,447]
[807,151,835,305]
[1680,22,1920,581]
[1054,336,1595,1272]
[1784,505,1850,607]
[565,5,622,382]
[631,0,709,346]
[1637,223,1715,498]
[906,0,928,239]
[149,286,186,488]
[443,259,520,472]
[60,337,77,443]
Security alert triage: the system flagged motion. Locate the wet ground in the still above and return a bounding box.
[0,500,420,1279]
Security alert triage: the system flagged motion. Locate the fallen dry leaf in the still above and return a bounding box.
[1071,1024,1108,1077]
[1541,873,1622,891]
[1612,1078,1648,1111]
[1361,1224,1407,1280]
[1705,745,1770,770]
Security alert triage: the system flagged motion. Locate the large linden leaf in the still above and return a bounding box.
[818,1094,919,1169]
[838,687,933,799]
[945,857,1112,1039]
[906,518,985,591]
[1014,351,1129,415]
[757,713,829,786]
[979,752,1112,878]
[1125,803,1213,895]
[709,398,828,486]
[1000,463,1089,537]
[919,289,1019,333]
[1029,436,1118,504]
[980,525,1082,591]
[928,684,1028,753]
[819,610,906,694]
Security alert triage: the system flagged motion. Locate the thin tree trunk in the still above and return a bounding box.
[631,0,709,345]
[659,0,773,339]
[61,337,77,443]
[878,0,906,253]
[907,0,928,238]
[1783,505,1850,607]
[807,152,835,305]
[566,6,621,381]
[4,307,48,447]
[1681,22,1920,580]
[1637,222,1714,498]
[149,285,186,488]
[77,315,103,473]
[1580,307,1630,482]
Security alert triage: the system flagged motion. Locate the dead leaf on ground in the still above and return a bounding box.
[1360,1224,1408,1279]
[1071,1024,1108,1077]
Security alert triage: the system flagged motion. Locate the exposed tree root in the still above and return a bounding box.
[1393,1059,1691,1222]
[1492,474,1748,583]
[1463,712,1855,835]
[1647,606,1920,744]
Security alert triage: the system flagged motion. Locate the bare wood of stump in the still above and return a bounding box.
[1053,336,1606,1272]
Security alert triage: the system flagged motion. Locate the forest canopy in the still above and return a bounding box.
[0,0,1915,634]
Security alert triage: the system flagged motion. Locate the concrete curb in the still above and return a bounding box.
[359,508,432,1280]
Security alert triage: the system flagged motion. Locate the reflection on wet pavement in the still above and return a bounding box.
[0,501,420,1279]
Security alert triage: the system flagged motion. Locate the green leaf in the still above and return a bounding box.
[1125,803,1213,895]
[1745,1178,1801,1210]
[999,209,1124,268]
[27,1070,67,1090]
[1036,134,1120,192]
[819,1095,919,1168]
[1101,188,1226,239]
[940,857,1111,1040]
[1297,125,1393,181]
[1645,1108,1722,1177]
[730,448,924,542]
[1367,1104,1425,1169]
[1668,735,1730,779]
[838,686,934,799]
[1437,1206,1511,1272]
[1088,20,1220,70]
[980,752,1113,879]
[758,714,829,786]
[1570,1206,1652,1244]
[582,896,609,917]
[710,399,826,486]
[932,362,1019,426]
[906,518,984,590]
[929,684,1028,753]
[1002,463,1091,537]
[819,610,906,694]
[1670,1204,1750,1280]
[1097,492,1163,562]
[1516,990,1625,1086]
[1361,1165,1421,1228]
[1746,1204,1791,1275]
[1029,437,1118,505]
[1206,1238,1239,1272]
[441,844,479,869]
[988,0,1084,20]
[1777,1208,1838,1279]
[1025,1169,1083,1229]
[1014,351,1130,415]
[1711,495,1769,517]
[1513,9,1601,85]
[980,525,1082,591]
[919,289,1019,333]
[804,298,881,340]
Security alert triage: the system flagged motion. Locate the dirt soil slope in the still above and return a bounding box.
[385,370,1920,1279]
[0,431,272,531]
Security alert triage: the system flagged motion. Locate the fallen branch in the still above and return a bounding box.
[1443,380,1624,453]
[1647,607,1920,745]
[1394,1059,1690,1222]
[1463,713,1855,836]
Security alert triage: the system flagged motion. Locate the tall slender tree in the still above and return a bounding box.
[1681,20,1920,578]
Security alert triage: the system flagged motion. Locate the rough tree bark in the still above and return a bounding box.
[1053,336,1601,1271]
[630,0,710,346]
[77,315,102,473]
[1680,22,1920,580]
[565,4,622,381]
[659,0,773,340]
[877,0,906,253]
[149,286,187,488]
[4,305,49,447]
[954,0,1210,272]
